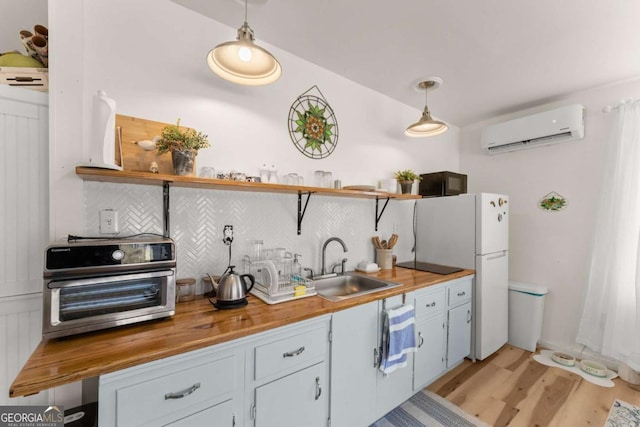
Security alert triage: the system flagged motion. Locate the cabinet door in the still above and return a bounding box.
[413,312,446,390]
[254,362,326,427]
[447,301,472,368]
[330,301,379,427]
[166,399,234,426]
[376,295,414,417]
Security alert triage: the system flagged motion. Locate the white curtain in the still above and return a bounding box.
[576,99,640,371]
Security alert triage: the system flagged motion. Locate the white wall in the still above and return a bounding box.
[49,0,461,242]
[0,1,47,54]
[460,78,640,354]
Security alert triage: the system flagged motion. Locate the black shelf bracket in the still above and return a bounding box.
[163,182,170,238]
[297,191,314,235]
[375,196,390,231]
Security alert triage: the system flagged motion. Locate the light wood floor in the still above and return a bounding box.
[427,345,640,426]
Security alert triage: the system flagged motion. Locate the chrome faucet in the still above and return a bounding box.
[321,237,348,276]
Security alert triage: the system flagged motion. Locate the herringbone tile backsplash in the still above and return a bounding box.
[84,182,413,294]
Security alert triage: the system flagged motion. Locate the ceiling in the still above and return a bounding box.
[173,0,640,127]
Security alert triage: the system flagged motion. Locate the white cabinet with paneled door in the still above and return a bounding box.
[446,277,473,368]
[245,315,330,427]
[253,362,326,427]
[413,287,447,390]
[376,294,414,416]
[330,294,414,427]
[330,301,378,427]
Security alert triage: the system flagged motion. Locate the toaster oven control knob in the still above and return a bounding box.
[112,249,125,261]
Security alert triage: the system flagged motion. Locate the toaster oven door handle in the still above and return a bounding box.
[50,288,61,326]
[48,270,175,289]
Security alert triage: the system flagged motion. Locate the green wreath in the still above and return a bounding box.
[294,101,335,153]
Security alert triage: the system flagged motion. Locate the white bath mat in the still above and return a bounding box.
[533,349,617,387]
[605,399,640,426]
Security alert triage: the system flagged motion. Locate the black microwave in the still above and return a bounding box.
[419,171,467,197]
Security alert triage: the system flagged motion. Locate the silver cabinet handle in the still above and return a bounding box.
[418,332,424,348]
[283,346,305,358]
[373,348,379,368]
[315,376,322,400]
[164,382,200,400]
[467,310,472,324]
[457,291,466,297]
[426,302,436,308]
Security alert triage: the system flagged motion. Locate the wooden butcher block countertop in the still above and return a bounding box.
[10,267,474,398]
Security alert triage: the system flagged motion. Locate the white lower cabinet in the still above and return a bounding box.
[446,278,473,368]
[97,277,474,427]
[246,316,330,427]
[254,362,326,427]
[166,399,234,426]
[330,294,414,427]
[99,344,243,427]
[413,287,447,390]
[330,301,378,427]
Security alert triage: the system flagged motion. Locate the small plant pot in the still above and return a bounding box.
[399,180,413,194]
[171,149,196,176]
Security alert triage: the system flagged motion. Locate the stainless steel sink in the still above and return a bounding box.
[312,273,401,301]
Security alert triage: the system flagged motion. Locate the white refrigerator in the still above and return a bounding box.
[414,193,509,360]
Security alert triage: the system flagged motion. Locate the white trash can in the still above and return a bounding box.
[508,281,548,352]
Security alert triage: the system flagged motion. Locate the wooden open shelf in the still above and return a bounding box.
[76,167,420,234]
[75,167,421,200]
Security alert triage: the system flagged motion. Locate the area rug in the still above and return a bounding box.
[533,349,617,387]
[370,389,491,427]
[604,399,640,426]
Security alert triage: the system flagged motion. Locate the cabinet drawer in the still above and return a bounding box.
[167,399,234,427]
[116,354,235,426]
[414,288,445,319]
[448,280,472,307]
[255,326,327,380]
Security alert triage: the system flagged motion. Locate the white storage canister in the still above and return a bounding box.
[508,281,548,352]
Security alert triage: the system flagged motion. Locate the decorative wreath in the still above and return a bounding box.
[539,191,568,212]
[288,85,339,159]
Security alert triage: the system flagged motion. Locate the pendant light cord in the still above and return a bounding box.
[244,0,248,23]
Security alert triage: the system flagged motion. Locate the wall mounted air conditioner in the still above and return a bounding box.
[481,104,585,155]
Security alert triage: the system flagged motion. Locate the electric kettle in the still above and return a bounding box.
[207,266,255,309]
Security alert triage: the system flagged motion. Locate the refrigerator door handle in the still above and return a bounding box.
[485,250,507,261]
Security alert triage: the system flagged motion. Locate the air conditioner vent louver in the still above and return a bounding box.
[481,104,585,155]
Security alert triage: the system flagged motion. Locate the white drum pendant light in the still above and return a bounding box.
[207,0,281,85]
[405,77,448,137]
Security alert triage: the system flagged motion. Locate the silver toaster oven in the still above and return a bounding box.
[42,237,176,339]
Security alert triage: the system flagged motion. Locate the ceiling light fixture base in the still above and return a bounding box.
[412,76,442,92]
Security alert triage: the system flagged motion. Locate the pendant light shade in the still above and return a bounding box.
[405,78,448,137]
[207,2,281,86]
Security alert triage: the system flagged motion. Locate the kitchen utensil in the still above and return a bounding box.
[372,236,383,249]
[388,234,399,249]
[207,266,255,309]
[380,240,387,249]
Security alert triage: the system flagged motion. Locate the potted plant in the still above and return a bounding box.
[157,119,210,176]
[394,169,421,194]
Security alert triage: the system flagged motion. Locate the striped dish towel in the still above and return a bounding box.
[379,304,417,374]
